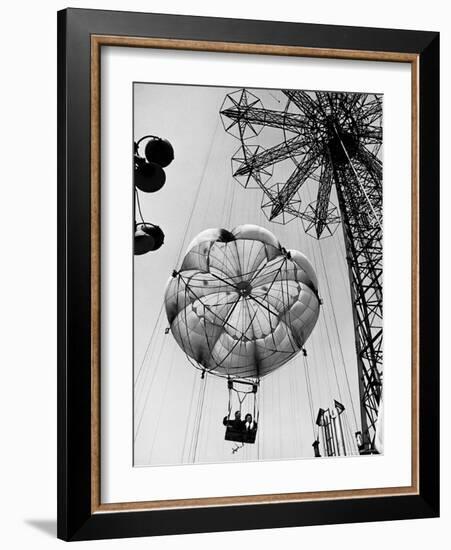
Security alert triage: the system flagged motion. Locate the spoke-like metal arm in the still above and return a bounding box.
[282,90,321,120]
[358,127,383,142]
[355,143,383,186]
[234,135,311,176]
[221,106,309,132]
[358,100,383,126]
[269,153,319,219]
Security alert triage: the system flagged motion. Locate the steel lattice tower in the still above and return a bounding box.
[220,89,383,452]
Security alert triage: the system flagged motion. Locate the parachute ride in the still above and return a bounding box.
[164,224,320,447]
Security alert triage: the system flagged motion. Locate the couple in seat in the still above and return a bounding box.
[223,411,257,445]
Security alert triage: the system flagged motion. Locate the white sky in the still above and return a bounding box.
[133,82,364,466]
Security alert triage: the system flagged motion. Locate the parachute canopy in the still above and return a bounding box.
[164,224,320,380]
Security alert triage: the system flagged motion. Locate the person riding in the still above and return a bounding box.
[244,413,257,431]
[223,410,244,431]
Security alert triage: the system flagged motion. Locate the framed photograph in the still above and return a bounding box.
[57,8,439,541]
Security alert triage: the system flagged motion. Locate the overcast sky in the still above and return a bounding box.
[133,82,365,467]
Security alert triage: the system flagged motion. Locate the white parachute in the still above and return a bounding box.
[165,224,320,380]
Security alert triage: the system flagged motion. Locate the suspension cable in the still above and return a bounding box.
[303,355,316,438]
[181,372,198,463]
[175,116,221,266]
[191,375,208,463]
[317,238,358,428]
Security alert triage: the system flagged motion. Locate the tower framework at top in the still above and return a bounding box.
[220,88,383,452]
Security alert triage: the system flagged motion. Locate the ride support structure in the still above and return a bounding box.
[220,88,383,453]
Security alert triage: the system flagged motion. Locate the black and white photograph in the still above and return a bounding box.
[0,0,443,546]
[133,83,383,466]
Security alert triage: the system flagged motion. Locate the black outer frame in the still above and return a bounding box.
[57,8,439,542]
